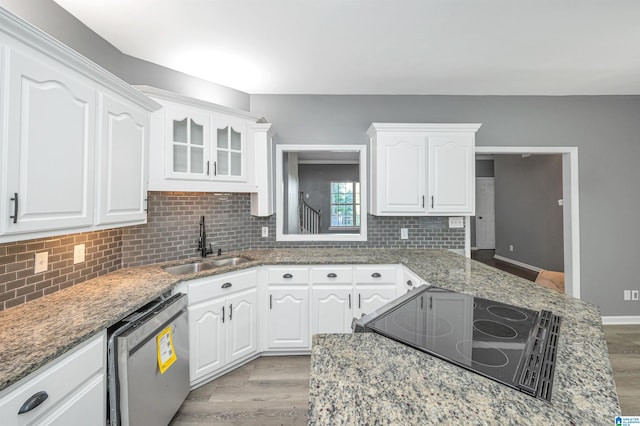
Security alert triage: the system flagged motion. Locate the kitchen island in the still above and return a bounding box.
[309,250,620,425]
[0,249,620,424]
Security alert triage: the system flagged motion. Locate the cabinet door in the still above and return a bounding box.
[213,116,246,181]
[39,375,104,426]
[427,134,475,214]
[96,92,149,225]
[3,48,95,236]
[375,132,426,214]
[188,297,226,381]
[164,105,210,181]
[267,286,310,349]
[311,286,353,334]
[354,286,398,318]
[426,289,473,363]
[226,287,258,364]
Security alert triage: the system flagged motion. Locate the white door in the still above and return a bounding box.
[377,133,427,214]
[311,286,353,334]
[475,177,495,249]
[427,134,474,214]
[355,286,397,318]
[96,92,149,225]
[226,288,258,364]
[188,297,226,381]
[3,48,95,235]
[267,286,310,349]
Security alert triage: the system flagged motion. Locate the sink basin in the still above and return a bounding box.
[163,257,250,275]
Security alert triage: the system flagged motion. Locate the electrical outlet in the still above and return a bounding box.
[632,290,639,301]
[261,226,269,237]
[509,245,514,252]
[624,290,631,301]
[400,228,408,240]
[34,251,48,274]
[448,217,464,228]
[74,244,85,264]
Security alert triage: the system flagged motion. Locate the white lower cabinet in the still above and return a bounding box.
[177,269,258,385]
[0,332,106,426]
[311,285,353,334]
[266,285,310,350]
[354,285,398,318]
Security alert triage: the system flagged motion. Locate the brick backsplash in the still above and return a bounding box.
[1,191,464,311]
[0,229,122,311]
[121,192,252,268]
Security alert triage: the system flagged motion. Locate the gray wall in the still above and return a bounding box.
[0,0,250,110]
[494,155,564,271]
[250,94,640,316]
[298,164,359,232]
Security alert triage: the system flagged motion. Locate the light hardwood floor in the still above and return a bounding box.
[170,326,639,425]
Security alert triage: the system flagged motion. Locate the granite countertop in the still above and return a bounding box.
[0,249,620,424]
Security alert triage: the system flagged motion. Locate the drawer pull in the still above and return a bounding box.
[221,282,232,289]
[18,391,48,414]
[371,272,381,278]
[283,273,293,279]
[327,273,337,278]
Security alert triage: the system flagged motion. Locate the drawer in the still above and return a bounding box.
[310,266,353,284]
[266,266,309,284]
[188,269,257,304]
[0,332,105,425]
[354,265,398,284]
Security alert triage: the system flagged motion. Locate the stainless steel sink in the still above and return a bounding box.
[163,257,250,275]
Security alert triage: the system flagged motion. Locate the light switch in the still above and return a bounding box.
[74,244,85,264]
[34,252,48,274]
[400,228,408,240]
[448,217,464,229]
[261,227,269,237]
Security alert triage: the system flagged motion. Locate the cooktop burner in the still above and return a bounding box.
[353,285,561,402]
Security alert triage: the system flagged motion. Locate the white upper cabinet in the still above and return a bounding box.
[0,8,160,243]
[427,134,475,214]
[368,123,481,216]
[2,47,96,236]
[140,87,275,207]
[96,92,150,225]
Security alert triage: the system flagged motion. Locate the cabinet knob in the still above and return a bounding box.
[327,273,337,278]
[371,272,381,278]
[407,280,413,286]
[283,273,293,279]
[18,391,48,415]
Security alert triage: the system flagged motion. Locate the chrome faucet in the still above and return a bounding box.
[197,216,213,258]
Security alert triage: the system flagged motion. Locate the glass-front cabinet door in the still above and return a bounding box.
[214,117,245,181]
[165,106,210,180]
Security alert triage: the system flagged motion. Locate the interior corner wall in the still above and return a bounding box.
[0,0,250,110]
[494,155,564,271]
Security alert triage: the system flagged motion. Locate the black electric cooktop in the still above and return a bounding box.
[353,285,561,401]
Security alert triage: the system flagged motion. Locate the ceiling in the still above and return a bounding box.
[52,0,640,96]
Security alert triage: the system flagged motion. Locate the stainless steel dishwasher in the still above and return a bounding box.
[107,293,189,426]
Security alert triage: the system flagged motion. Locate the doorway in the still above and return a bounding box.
[471,147,580,299]
[475,177,495,250]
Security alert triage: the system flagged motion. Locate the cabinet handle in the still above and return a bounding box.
[371,272,381,278]
[270,294,273,310]
[18,391,48,415]
[431,196,434,209]
[222,306,225,323]
[214,161,217,176]
[420,296,424,309]
[144,197,148,212]
[206,160,210,175]
[221,282,232,289]
[422,195,425,208]
[348,294,351,309]
[327,273,337,278]
[283,273,293,279]
[10,193,18,223]
[407,280,413,287]
[359,294,361,309]
[229,304,233,320]
[429,296,433,310]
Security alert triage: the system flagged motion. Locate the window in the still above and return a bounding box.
[330,182,360,227]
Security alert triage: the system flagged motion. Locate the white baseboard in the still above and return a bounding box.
[493,255,542,273]
[601,316,640,325]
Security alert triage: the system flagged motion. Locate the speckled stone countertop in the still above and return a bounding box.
[308,250,621,425]
[0,249,619,424]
